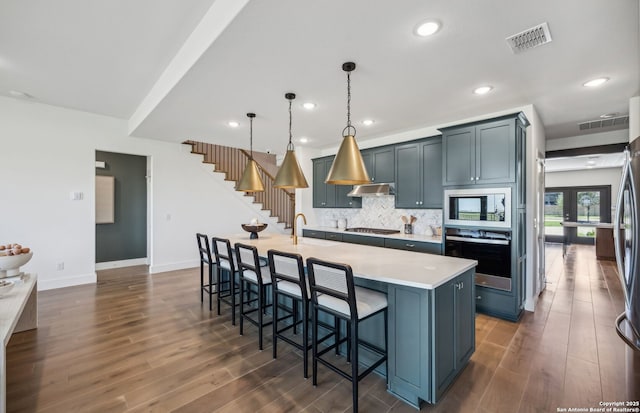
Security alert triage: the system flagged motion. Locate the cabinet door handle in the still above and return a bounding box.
[415,201,419,205]
[476,176,480,180]
[476,295,482,300]
[470,177,475,181]
[406,243,415,248]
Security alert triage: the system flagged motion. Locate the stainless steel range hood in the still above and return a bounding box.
[347,183,395,197]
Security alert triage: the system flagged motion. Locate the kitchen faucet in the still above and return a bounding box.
[292,213,307,245]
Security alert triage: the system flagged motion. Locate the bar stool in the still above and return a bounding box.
[235,243,273,350]
[211,237,239,325]
[268,249,312,377]
[196,233,216,311]
[307,257,388,413]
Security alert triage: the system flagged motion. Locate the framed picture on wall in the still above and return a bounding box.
[96,175,115,224]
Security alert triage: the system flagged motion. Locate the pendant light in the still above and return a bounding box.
[236,113,265,192]
[325,62,371,185]
[274,93,309,189]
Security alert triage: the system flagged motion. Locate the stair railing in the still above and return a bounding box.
[185,140,295,229]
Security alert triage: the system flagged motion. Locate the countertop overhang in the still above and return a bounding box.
[226,233,476,290]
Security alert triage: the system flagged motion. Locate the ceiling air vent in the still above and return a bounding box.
[506,22,552,53]
[578,115,629,131]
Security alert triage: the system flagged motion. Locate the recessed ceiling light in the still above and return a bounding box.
[600,112,618,119]
[415,20,441,37]
[227,121,239,128]
[473,86,493,95]
[9,90,33,99]
[583,77,609,87]
[362,119,375,126]
[299,137,309,143]
[302,102,316,110]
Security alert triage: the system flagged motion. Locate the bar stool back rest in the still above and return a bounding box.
[196,233,215,310]
[269,251,309,299]
[212,238,236,272]
[307,260,357,320]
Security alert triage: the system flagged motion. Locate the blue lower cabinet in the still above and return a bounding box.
[342,233,386,247]
[384,238,442,254]
[302,229,325,239]
[387,269,475,407]
[324,232,343,242]
[475,285,520,321]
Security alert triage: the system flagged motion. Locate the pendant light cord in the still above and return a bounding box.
[288,98,294,151]
[343,68,356,137]
[249,116,254,160]
[347,71,351,128]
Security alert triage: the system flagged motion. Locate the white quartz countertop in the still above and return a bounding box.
[304,226,443,244]
[1,273,37,346]
[226,233,476,290]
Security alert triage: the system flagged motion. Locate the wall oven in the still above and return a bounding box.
[444,228,512,291]
[444,187,511,228]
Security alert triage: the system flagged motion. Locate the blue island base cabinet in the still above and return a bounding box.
[387,269,475,408]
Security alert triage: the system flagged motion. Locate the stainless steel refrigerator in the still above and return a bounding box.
[614,136,640,350]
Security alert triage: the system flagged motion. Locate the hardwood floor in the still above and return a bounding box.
[6,245,640,412]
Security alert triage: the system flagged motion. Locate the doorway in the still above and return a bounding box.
[95,151,148,268]
[544,185,611,245]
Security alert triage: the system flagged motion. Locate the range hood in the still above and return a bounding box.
[347,183,395,197]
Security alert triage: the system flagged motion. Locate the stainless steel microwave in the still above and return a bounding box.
[444,187,511,228]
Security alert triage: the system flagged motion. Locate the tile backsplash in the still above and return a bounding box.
[316,196,442,235]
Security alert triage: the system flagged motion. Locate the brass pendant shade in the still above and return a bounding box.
[325,62,371,185]
[237,159,265,192]
[236,113,265,192]
[325,134,370,184]
[274,149,309,188]
[274,92,309,189]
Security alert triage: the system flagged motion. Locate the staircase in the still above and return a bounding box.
[184,140,295,229]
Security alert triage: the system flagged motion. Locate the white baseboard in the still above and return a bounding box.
[95,258,149,271]
[149,259,198,274]
[38,272,97,291]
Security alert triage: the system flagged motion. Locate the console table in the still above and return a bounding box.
[0,274,38,413]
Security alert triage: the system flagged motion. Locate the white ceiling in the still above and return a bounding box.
[1,0,638,153]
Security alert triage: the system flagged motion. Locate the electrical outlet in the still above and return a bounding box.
[57,262,64,271]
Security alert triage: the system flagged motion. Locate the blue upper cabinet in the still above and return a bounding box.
[442,115,527,186]
[395,136,443,209]
[361,146,395,183]
[312,156,361,209]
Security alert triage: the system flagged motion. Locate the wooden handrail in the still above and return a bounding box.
[184,140,296,229]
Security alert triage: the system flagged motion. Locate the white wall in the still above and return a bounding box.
[0,97,284,290]
[522,106,546,311]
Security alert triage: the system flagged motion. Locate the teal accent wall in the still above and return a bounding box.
[95,151,147,263]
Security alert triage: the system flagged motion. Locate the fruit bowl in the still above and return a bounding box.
[241,223,268,239]
[0,251,33,278]
[0,279,14,296]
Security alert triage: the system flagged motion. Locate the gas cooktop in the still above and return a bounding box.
[344,227,401,235]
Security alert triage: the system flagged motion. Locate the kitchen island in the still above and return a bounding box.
[225,233,477,408]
